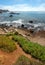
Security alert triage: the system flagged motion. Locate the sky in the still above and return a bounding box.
[0,0,45,11]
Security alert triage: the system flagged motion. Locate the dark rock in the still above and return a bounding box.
[10,12,20,15]
[29,21,33,23]
[30,30,34,33]
[9,15,13,17]
[10,12,16,14]
[21,24,24,28]
[0,9,9,13]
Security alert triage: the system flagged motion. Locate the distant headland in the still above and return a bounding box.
[0,9,9,13]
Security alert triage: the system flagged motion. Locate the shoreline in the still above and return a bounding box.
[0,26,45,46]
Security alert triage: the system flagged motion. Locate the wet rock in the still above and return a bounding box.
[21,24,24,28]
[9,15,13,17]
[29,21,33,23]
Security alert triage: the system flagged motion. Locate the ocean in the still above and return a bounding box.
[0,11,45,24]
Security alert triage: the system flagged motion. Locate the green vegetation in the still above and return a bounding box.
[13,35,45,62]
[14,31,19,35]
[6,32,14,36]
[14,55,31,65]
[13,55,44,65]
[0,35,16,52]
[6,31,19,36]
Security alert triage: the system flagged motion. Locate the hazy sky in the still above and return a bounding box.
[0,0,45,11]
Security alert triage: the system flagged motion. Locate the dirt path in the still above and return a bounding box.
[0,41,42,65]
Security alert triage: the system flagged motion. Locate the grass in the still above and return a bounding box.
[0,35,16,52]
[12,34,45,62]
[6,31,19,36]
[6,32,14,36]
[13,55,44,65]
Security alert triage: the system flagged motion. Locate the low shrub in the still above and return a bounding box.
[14,31,19,35]
[0,35,16,52]
[14,55,31,65]
[13,35,45,62]
[6,32,14,36]
[13,55,44,65]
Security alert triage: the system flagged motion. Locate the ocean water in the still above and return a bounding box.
[0,11,45,24]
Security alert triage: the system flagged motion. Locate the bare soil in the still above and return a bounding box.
[16,28,45,46]
[0,28,45,65]
[0,42,42,65]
